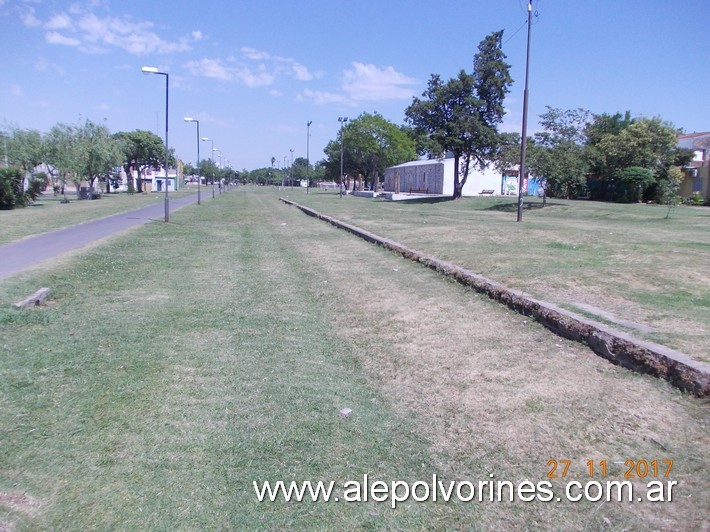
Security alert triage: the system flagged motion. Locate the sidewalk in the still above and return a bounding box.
[0,193,203,280]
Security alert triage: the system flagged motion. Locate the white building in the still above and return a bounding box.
[117,166,179,193]
[384,157,503,196]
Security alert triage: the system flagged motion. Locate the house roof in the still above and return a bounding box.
[678,131,710,150]
[387,158,446,170]
[678,132,710,139]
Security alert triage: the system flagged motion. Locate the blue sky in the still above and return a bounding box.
[2,0,709,171]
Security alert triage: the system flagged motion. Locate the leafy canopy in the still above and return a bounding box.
[405,31,512,198]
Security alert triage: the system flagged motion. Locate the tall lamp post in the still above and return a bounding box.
[215,149,222,194]
[184,117,200,205]
[338,117,348,198]
[202,137,215,198]
[306,120,312,194]
[141,66,170,222]
[289,148,294,190]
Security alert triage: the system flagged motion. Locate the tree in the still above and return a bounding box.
[405,31,512,198]
[45,123,80,198]
[7,128,44,192]
[618,166,654,203]
[589,116,691,202]
[322,112,416,190]
[527,107,591,200]
[492,132,520,174]
[75,120,122,195]
[291,157,311,184]
[115,130,165,193]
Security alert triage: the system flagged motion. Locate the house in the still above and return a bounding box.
[117,165,180,193]
[678,132,710,198]
[383,156,503,196]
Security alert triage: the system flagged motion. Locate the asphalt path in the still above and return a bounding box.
[0,192,205,281]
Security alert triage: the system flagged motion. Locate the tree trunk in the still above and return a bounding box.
[542,180,547,207]
[452,153,462,199]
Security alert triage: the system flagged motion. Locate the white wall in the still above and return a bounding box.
[442,159,502,196]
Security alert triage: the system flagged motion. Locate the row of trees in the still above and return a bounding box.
[504,108,693,203]
[1,121,180,207]
[317,30,692,203]
[4,29,693,206]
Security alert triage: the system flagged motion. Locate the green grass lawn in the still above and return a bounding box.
[0,187,199,246]
[283,188,710,362]
[0,188,707,529]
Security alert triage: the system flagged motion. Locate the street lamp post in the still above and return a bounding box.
[202,137,215,198]
[306,120,312,194]
[338,117,348,198]
[215,150,222,194]
[184,117,200,205]
[289,148,294,190]
[141,66,170,222]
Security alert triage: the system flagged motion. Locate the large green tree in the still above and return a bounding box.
[586,115,692,201]
[524,107,591,200]
[405,31,512,198]
[7,127,44,191]
[115,130,165,193]
[45,123,81,197]
[76,120,122,194]
[323,112,416,190]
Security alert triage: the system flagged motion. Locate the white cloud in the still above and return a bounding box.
[185,58,275,87]
[234,65,275,87]
[45,31,81,46]
[291,62,313,81]
[8,84,23,97]
[239,46,314,81]
[299,88,349,106]
[241,47,270,61]
[342,62,419,102]
[298,62,419,106]
[96,103,111,111]
[46,13,73,30]
[21,8,42,27]
[25,6,193,55]
[185,58,233,81]
[186,47,317,88]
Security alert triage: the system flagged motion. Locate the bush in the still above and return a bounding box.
[0,168,23,209]
[0,168,46,209]
[26,176,45,202]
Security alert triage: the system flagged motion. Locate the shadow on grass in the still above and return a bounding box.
[392,196,456,205]
[483,201,564,212]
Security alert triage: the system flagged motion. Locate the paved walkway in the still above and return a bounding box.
[0,193,205,280]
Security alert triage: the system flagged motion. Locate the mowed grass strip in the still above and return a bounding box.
[0,188,707,529]
[285,189,710,362]
[0,190,457,529]
[0,188,198,246]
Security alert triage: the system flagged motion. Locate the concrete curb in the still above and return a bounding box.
[280,198,710,397]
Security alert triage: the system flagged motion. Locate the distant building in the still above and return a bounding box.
[118,165,180,193]
[384,156,503,196]
[678,132,710,198]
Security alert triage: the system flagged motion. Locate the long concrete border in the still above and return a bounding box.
[280,198,710,397]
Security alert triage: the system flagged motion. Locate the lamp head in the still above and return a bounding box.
[184,117,196,123]
[141,66,159,74]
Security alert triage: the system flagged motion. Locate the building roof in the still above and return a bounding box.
[678,132,710,139]
[387,158,446,170]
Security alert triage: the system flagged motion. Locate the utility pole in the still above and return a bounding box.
[306,120,312,194]
[517,0,533,222]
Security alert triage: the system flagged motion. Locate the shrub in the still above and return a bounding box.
[0,168,23,209]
